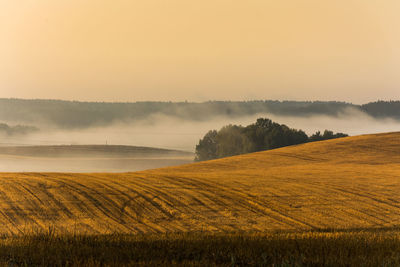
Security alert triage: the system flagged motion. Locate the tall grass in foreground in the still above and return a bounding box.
[0,229,400,266]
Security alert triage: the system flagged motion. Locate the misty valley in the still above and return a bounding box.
[0,99,400,172]
[3,2,400,265]
[1,99,400,172]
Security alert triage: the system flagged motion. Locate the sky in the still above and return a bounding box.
[1,0,400,103]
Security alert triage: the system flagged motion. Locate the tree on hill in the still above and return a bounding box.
[216,125,254,158]
[243,118,308,151]
[195,130,218,161]
[309,130,348,142]
[195,118,348,161]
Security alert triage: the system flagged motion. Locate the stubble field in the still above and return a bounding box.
[0,132,400,265]
[0,132,399,234]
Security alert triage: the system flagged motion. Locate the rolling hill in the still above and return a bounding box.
[0,132,400,235]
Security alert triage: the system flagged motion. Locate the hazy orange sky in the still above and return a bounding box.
[1,0,399,103]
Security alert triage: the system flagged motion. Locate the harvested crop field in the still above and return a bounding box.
[0,132,400,235]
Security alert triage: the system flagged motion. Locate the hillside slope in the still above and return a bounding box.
[0,132,399,235]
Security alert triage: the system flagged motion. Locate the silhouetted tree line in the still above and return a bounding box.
[0,99,399,129]
[195,118,348,161]
[361,101,400,119]
[0,99,354,128]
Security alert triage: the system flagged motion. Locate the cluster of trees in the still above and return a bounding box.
[195,118,348,161]
[308,130,348,142]
[0,123,38,136]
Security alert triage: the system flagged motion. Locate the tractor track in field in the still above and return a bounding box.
[293,178,400,224]
[158,175,317,229]
[0,132,400,234]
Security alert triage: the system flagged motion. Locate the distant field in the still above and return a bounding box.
[0,145,194,172]
[0,145,193,157]
[0,132,399,235]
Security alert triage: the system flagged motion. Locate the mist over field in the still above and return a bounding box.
[2,108,400,152]
[2,1,400,264]
[1,100,399,172]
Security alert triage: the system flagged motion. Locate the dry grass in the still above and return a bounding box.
[2,229,400,266]
[0,132,400,235]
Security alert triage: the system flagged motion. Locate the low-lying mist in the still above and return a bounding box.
[1,108,399,172]
[0,155,193,173]
[2,108,400,152]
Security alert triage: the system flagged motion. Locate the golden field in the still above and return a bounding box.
[1,132,400,235]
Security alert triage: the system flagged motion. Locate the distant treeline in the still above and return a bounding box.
[0,123,38,136]
[0,98,399,129]
[361,101,400,119]
[195,118,347,161]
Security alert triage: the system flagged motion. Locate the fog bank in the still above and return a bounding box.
[1,109,400,152]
